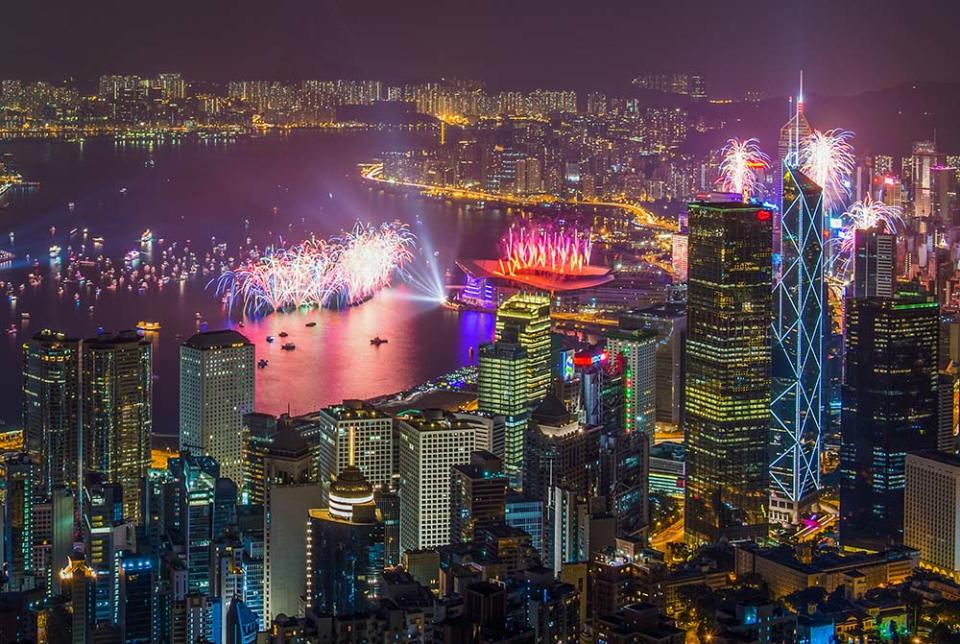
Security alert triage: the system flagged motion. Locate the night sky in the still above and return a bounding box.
[3,0,960,96]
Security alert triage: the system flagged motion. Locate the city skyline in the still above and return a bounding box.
[3,0,960,97]
[4,6,960,640]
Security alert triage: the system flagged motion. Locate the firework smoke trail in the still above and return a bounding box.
[830,196,904,283]
[497,221,593,276]
[718,138,770,200]
[800,129,855,214]
[213,222,415,316]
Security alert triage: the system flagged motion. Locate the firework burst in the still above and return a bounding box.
[800,129,855,214]
[718,138,770,199]
[497,221,593,276]
[213,221,415,315]
[830,196,903,283]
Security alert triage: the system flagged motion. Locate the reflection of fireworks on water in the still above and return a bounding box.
[830,196,903,283]
[213,221,414,315]
[498,221,592,276]
[800,129,855,214]
[718,138,769,199]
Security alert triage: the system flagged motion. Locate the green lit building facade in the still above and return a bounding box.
[478,341,529,484]
[495,292,551,405]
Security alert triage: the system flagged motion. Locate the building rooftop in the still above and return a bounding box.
[182,329,251,350]
[321,399,390,421]
[85,329,148,347]
[907,449,960,468]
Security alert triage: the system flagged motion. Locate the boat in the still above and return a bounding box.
[92,236,105,244]
[20,312,29,319]
[5,325,16,336]
[257,359,269,368]
[266,335,275,343]
[136,321,161,332]
[281,342,296,351]
[140,229,153,244]
[305,321,317,327]
[278,331,289,338]
[49,245,61,258]
[370,336,388,346]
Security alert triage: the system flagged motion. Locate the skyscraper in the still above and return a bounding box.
[604,327,657,436]
[841,294,939,549]
[4,453,37,592]
[22,330,80,497]
[450,451,508,543]
[398,411,475,552]
[315,400,394,493]
[82,331,153,523]
[769,165,825,527]
[179,330,255,484]
[495,293,551,405]
[912,140,938,218]
[305,466,384,617]
[904,450,960,580]
[477,341,529,483]
[684,198,772,545]
[853,227,896,299]
[776,81,813,249]
[167,453,221,594]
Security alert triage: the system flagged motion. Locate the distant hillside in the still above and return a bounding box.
[679,82,960,159]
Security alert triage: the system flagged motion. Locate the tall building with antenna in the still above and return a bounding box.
[769,165,825,527]
[768,76,826,529]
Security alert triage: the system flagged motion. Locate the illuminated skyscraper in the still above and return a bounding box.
[604,327,657,436]
[4,453,37,592]
[684,198,772,545]
[478,341,529,483]
[495,293,552,405]
[912,141,938,217]
[398,411,475,552]
[305,465,384,617]
[450,451,508,543]
[315,400,394,493]
[769,165,825,527]
[179,330,255,484]
[853,227,896,299]
[840,294,939,549]
[776,81,813,246]
[82,331,153,524]
[22,330,80,497]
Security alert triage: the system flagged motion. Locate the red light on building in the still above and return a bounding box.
[757,210,771,221]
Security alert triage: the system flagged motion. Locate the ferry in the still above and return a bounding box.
[49,245,61,258]
[370,336,388,346]
[136,321,161,332]
[281,342,296,351]
[140,230,153,244]
[92,236,105,244]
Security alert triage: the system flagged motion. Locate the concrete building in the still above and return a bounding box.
[905,450,960,580]
[398,411,475,552]
[179,331,255,484]
[315,400,394,492]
